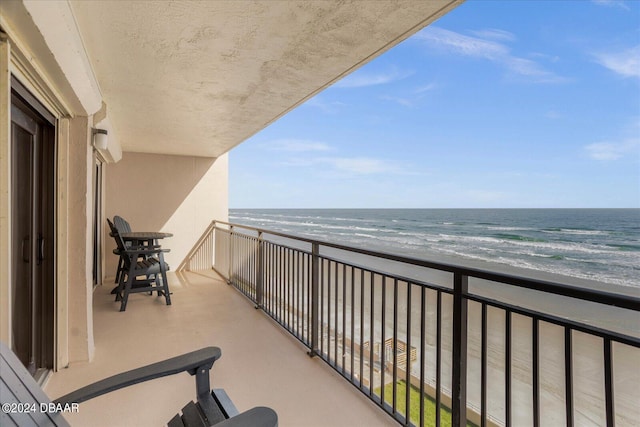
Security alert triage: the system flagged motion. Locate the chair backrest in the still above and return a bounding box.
[1,341,71,426]
[107,218,128,254]
[113,215,132,233]
[106,217,117,235]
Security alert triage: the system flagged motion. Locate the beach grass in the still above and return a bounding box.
[378,380,477,427]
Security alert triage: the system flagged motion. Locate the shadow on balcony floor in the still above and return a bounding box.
[44,270,395,426]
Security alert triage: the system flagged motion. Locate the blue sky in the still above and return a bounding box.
[230,0,640,209]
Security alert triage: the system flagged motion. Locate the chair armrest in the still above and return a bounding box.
[214,407,278,427]
[123,247,171,256]
[54,347,221,405]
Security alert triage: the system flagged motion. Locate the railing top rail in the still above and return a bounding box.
[214,220,640,311]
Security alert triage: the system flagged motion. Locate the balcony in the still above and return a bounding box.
[45,220,639,427]
[44,269,396,426]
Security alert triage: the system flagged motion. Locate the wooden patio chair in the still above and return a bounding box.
[108,219,171,311]
[1,341,278,427]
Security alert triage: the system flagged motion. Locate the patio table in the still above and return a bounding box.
[120,231,173,246]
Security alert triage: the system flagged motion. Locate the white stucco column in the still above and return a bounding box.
[66,115,95,363]
[0,33,12,345]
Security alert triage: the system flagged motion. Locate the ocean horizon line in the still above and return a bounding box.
[230,207,640,210]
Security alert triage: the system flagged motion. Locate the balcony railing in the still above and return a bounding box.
[180,220,640,427]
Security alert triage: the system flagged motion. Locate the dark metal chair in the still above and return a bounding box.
[108,218,171,311]
[1,341,278,427]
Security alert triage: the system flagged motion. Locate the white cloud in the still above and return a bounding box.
[592,0,631,10]
[415,26,566,83]
[303,97,346,114]
[505,57,564,82]
[416,27,508,60]
[469,28,517,42]
[380,82,438,107]
[282,155,416,176]
[264,139,332,152]
[380,95,415,107]
[593,45,640,78]
[545,110,563,120]
[416,83,437,93]
[585,138,640,160]
[335,67,414,88]
[318,157,398,174]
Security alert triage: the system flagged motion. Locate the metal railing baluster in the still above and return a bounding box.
[436,291,442,427]
[256,232,263,308]
[419,285,426,427]
[336,262,340,369]
[350,265,355,381]
[533,317,540,427]
[392,277,398,413]
[381,275,387,408]
[604,338,615,427]
[369,271,375,398]
[481,303,487,427]
[506,309,512,427]
[360,268,365,390]
[452,273,468,427]
[565,327,574,427]
[342,263,347,375]
[311,242,319,357]
[405,282,412,424]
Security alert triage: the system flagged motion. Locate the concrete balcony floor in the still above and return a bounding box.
[45,270,395,427]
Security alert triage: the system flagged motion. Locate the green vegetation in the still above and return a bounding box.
[377,380,477,427]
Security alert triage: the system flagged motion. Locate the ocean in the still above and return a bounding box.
[229,208,639,293]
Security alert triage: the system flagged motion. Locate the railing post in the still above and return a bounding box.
[309,242,320,357]
[211,220,216,270]
[452,272,468,427]
[227,225,234,285]
[256,231,264,308]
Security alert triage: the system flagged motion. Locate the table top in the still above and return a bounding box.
[121,231,173,240]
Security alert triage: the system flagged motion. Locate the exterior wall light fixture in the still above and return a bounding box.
[92,128,108,150]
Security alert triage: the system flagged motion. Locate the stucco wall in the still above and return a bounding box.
[66,115,95,363]
[104,152,228,279]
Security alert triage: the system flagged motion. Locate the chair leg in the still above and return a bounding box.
[120,271,134,312]
[112,258,125,294]
[115,257,124,283]
[155,274,162,296]
[161,269,171,306]
[115,272,125,301]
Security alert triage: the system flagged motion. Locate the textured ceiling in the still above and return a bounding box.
[70,0,461,157]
